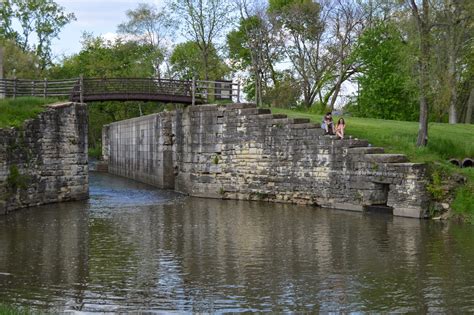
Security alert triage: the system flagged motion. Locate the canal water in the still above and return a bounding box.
[1,172,474,313]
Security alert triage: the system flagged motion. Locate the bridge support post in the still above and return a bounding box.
[43,78,48,98]
[237,81,240,103]
[79,74,84,103]
[192,77,196,106]
[13,77,17,99]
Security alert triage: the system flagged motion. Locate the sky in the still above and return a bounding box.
[51,0,164,59]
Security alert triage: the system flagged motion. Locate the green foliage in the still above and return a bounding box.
[0,39,41,78]
[89,146,102,159]
[351,22,418,121]
[170,41,230,80]
[306,102,330,115]
[452,186,474,218]
[0,0,76,69]
[49,34,161,78]
[7,165,29,191]
[218,187,225,195]
[87,101,165,152]
[252,191,269,200]
[268,0,322,38]
[0,304,31,315]
[212,155,220,165]
[227,16,264,70]
[427,170,445,201]
[263,72,301,108]
[0,97,58,128]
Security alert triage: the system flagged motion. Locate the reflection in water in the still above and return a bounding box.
[0,172,474,312]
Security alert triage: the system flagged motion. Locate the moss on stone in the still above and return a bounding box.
[6,165,30,191]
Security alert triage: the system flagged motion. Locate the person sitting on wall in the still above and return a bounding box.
[321,112,334,135]
[336,117,346,139]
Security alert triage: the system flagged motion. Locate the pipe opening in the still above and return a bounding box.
[462,158,473,168]
[448,159,461,167]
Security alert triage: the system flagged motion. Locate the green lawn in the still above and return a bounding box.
[0,97,60,128]
[272,108,474,217]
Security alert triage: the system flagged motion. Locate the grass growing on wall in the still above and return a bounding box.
[0,97,59,128]
[0,304,31,315]
[271,107,474,217]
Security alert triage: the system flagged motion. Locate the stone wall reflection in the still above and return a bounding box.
[90,196,431,312]
[0,201,89,308]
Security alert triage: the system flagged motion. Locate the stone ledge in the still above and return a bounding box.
[331,202,364,212]
[288,118,310,124]
[364,154,409,163]
[289,123,320,129]
[346,147,385,154]
[225,103,256,110]
[393,207,426,218]
[47,102,82,108]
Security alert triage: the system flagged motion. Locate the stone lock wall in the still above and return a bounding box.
[103,103,430,218]
[0,102,89,214]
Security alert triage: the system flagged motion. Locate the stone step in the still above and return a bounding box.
[272,118,289,125]
[318,135,339,140]
[239,108,271,115]
[256,108,272,115]
[289,123,320,129]
[364,154,409,163]
[346,147,385,154]
[226,103,257,110]
[288,118,310,124]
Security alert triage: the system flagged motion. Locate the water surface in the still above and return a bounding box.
[1,172,474,313]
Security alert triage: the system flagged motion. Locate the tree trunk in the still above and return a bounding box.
[465,87,474,124]
[448,39,457,124]
[0,46,3,99]
[411,0,430,147]
[329,76,343,111]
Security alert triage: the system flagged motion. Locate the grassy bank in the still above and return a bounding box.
[0,97,59,128]
[0,304,31,315]
[271,108,474,219]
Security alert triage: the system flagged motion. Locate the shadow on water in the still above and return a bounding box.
[1,172,474,312]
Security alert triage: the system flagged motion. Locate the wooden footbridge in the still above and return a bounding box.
[0,77,240,105]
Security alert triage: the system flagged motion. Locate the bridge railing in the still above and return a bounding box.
[0,78,79,99]
[0,77,241,104]
[193,79,240,105]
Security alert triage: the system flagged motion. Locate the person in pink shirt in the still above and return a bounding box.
[336,117,346,139]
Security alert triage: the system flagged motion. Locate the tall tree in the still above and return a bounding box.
[169,41,230,80]
[353,22,418,121]
[117,3,174,78]
[49,34,159,78]
[171,0,234,80]
[408,0,431,147]
[326,0,365,110]
[268,0,325,107]
[433,0,473,124]
[1,0,75,70]
[0,39,40,78]
[228,0,282,106]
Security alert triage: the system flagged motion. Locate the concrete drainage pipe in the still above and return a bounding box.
[449,159,461,167]
[462,158,473,168]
